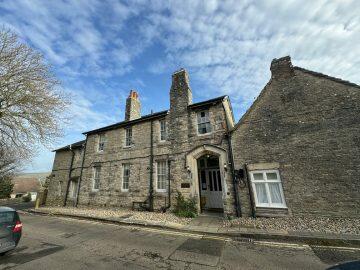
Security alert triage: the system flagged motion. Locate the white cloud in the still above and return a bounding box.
[144,0,360,110]
[3,0,359,172]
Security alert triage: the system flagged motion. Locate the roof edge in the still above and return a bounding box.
[294,66,360,89]
[53,140,86,152]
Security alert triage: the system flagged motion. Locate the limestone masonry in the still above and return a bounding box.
[47,57,360,218]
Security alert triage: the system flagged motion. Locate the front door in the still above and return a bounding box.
[200,169,223,209]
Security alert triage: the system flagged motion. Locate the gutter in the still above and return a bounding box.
[222,101,241,217]
[63,144,75,206]
[75,136,88,207]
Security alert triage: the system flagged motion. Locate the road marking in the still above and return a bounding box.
[311,245,360,251]
[253,240,310,250]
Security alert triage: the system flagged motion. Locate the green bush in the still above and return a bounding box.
[0,177,14,199]
[22,193,31,202]
[174,191,198,218]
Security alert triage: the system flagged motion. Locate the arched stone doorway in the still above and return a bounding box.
[186,144,228,213]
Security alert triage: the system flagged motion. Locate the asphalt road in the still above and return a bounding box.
[1,212,359,269]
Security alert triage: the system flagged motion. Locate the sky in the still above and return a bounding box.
[0,0,359,173]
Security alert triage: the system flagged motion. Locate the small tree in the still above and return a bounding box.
[0,175,13,199]
[0,27,69,176]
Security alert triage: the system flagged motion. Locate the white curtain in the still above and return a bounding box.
[255,183,268,204]
[269,183,283,204]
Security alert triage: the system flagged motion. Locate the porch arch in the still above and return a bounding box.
[185,144,229,212]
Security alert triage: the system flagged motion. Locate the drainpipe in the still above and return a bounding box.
[63,144,75,206]
[149,112,154,211]
[244,163,256,218]
[75,136,88,207]
[163,160,171,211]
[222,102,242,217]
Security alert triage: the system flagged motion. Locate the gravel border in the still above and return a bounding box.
[38,206,192,226]
[223,216,360,235]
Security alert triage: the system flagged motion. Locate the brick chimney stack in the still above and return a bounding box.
[125,90,141,121]
[270,56,295,79]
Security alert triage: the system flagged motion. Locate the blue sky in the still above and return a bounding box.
[0,0,359,173]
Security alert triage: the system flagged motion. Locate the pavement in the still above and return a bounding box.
[1,212,360,269]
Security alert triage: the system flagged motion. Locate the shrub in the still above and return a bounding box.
[22,193,31,202]
[0,176,14,199]
[174,191,198,218]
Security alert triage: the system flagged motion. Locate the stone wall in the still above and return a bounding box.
[46,70,236,216]
[46,147,83,206]
[231,56,360,218]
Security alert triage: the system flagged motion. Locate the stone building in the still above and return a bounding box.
[47,69,237,215]
[47,57,360,218]
[232,56,360,218]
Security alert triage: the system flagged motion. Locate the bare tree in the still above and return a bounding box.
[0,28,69,175]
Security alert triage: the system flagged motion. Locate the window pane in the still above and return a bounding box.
[205,122,212,133]
[122,164,130,190]
[213,171,218,191]
[266,172,278,180]
[0,212,14,224]
[125,128,132,146]
[269,183,283,204]
[255,183,268,204]
[160,120,166,140]
[253,173,263,180]
[209,171,213,191]
[157,161,167,190]
[217,171,222,191]
[200,171,207,190]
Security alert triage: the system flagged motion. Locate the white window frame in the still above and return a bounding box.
[125,127,132,147]
[156,160,167,192]
[159,119,167,141]
[197,110,212,135]
[92,167,101,192]
[98,134,106,152]
[121,164,130,192]
[250,170,286,208]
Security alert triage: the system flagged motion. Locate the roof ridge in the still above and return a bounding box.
[294,66,360,89]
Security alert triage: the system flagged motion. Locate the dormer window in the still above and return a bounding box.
[125,127,132,146]
[197,110,212,135]
[98,134,106,152]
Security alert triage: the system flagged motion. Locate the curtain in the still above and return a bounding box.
[269,183,283,204]
[255,183,268,204]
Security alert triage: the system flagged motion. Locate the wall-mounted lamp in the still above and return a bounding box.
[223,163,228,171]
[186,166,192,179]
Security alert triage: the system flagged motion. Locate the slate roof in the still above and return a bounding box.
[53,140,86,152]
[82,95,228,135]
